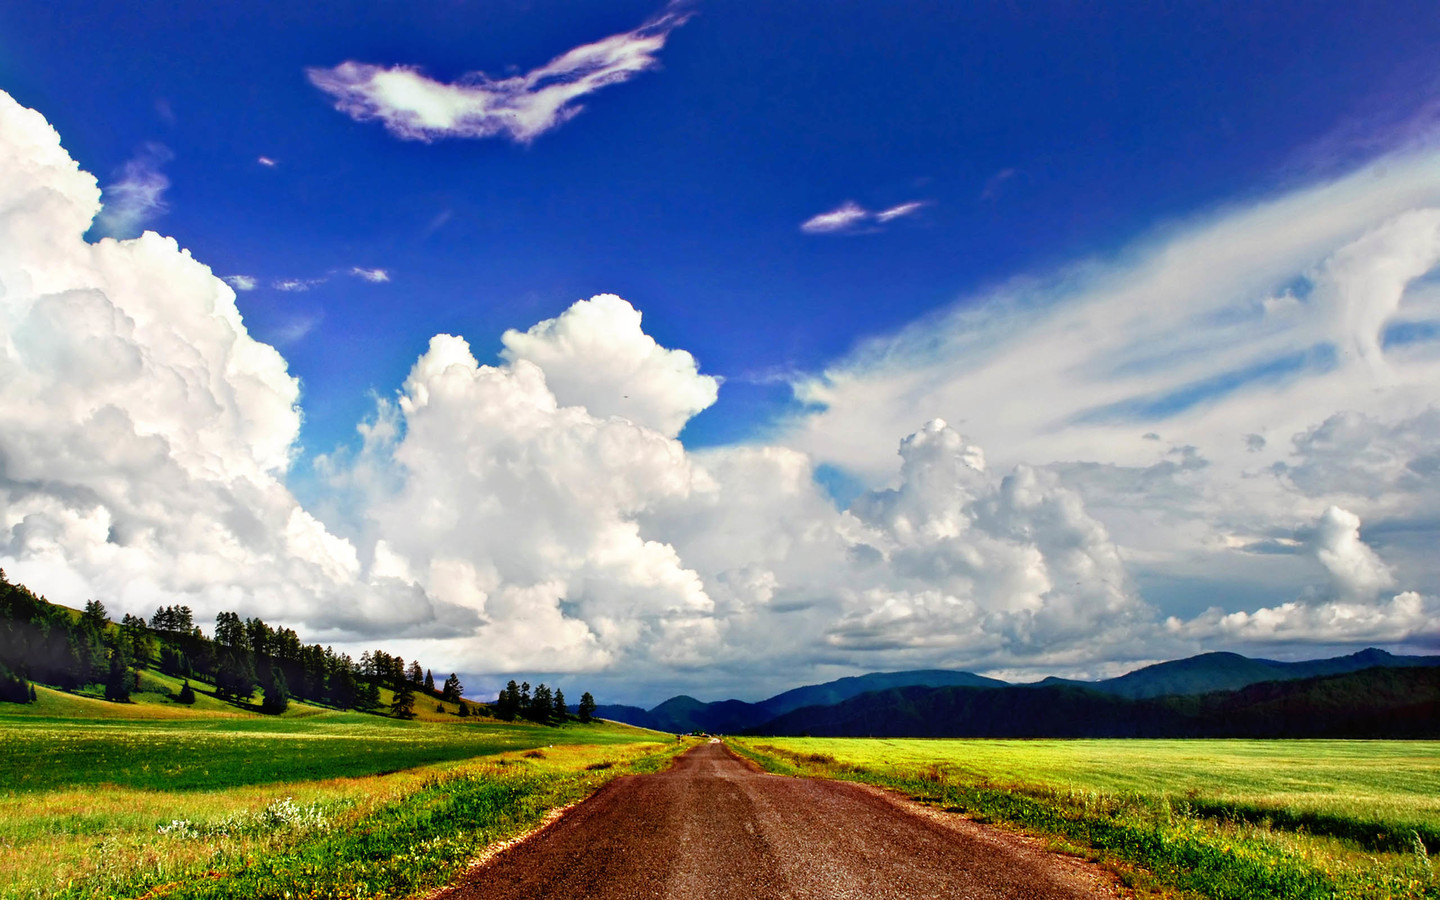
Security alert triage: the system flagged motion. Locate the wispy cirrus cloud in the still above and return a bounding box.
[274,277,327,292]
[306,6,691,144]
[90,143,173,239]
[350,266,390,283]
[801,199,926,235]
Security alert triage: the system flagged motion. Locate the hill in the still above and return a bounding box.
[752,666,1440,738]
[598,648,1439,734]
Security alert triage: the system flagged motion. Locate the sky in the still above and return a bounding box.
[1,1,1439,705]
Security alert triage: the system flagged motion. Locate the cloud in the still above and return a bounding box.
[801,199,925,234]
[980,167,1017,201]
[781,140,1440,659]
[257,156,277,167]
[2,89,1435,705]
[499,293,719,438]
[273,277,327,292]
[89,143,172,239]
[306,7,691,143]
[223,275,257,291]
[350,266,390,283]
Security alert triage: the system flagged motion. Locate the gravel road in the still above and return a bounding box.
[435,741,1120,900]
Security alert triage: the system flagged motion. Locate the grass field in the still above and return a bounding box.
[0,690,680,900]
[730,737,1440,900]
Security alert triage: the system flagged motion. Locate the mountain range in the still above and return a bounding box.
[596,648,1440,738]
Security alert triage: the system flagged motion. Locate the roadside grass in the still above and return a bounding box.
[0,709,684,900]
[729,738,1440,900]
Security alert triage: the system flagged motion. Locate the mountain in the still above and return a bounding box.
[1059,647,1440,700]
[602,669,1008,733]
[752,666,1440,739]
[594,648,1440,734]
[757,670,1008,718]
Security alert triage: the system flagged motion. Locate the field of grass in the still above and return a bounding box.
[730,737,1440,900]
[0,694,680,900]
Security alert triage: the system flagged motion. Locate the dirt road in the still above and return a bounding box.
[435,741,1119,900]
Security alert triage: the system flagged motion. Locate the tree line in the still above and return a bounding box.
[0,569,600,723]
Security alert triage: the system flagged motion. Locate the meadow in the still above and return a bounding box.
[730,737,1440,900]
[0,686,680,900]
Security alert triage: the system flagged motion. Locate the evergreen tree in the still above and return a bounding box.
[261,667,290,714]
[424,669,435,694]
[553,689,567,723]
[0,665,30,703]
[177,681,197,704]
[103,638,132,702]
[578,692,597,724]
[408,660,424,685]
[520,681,531,714]
[532,683,553,723]
[442,673,463,703]
[457,701,470,718]
[497,680,520,721]
[391,678,416,719]
[356,678,381,711]
[81,599,109,632]
[28,682,37,703]
[216,647,257,701]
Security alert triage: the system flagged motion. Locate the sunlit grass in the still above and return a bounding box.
[0,704,679,900]
[730,738,1440,900]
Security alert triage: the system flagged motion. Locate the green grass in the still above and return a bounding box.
[730,737,1440,900]
[0,691,681,900]
[0,704,660,794]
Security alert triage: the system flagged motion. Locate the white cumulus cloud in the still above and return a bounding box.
[307,7,691,144]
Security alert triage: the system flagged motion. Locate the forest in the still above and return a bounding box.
[0,568,598,724]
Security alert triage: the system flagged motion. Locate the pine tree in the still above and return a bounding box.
[532,684,553,723]
[458,701,470,718]
[261,667,290,714]
[553,689,567,723]
[177,681,197,704]
[28,683,37,703]
[424,669,435,694]
[104,641,132,703]
[578,692,597,724]
[408,660,423,685]
[442,673,463,703]
[391,679,416,719]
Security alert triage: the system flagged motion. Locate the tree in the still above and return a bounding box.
[442,673,463,703]
[216,647,257,701]
[121,613,154,668]
[261,667,290,714]
[81,599,109,632]
[103,637,133,702]
[531,683,552,723]
[391,679,416,719]
[424,669,435,694]
[0,665,30,704]
[177,681,197,704]
[457,701,470,718]
[408,661,423,685]
[496,680,520,721]
[578,692,597,724]
[356,678,381,711]
[553,689,567,724]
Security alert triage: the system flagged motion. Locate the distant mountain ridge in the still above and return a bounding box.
[595,648,1440,735]
[757,666,1440,739]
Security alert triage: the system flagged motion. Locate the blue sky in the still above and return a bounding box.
[2,2,1440,702]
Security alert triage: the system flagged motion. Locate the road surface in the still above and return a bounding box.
[435,741,1119,900]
